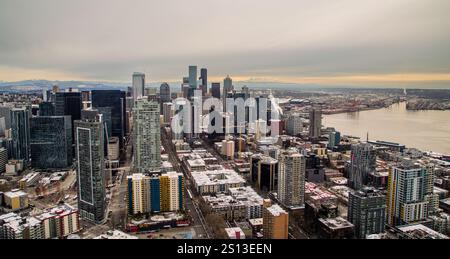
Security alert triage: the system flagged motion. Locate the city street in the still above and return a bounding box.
[161,128,210,239]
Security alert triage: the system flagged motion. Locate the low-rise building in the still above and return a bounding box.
[202,187,264,220]
[191,169,246,195]
[94,230,138,239]
[3,189,29,211]
[318,217,355,239]
[225,227,246,239]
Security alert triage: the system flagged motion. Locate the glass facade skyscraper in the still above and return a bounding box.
[91,90,126,149]
[54,92,82,144]
[132,72,145,101]
[160,83,171,103]
[55,92,82,123]
[10,108,30,163]
[30,116,72,169]
[75,116,106,224]
[39,102,55,116]
[211,82,221,99]
[387,164,429,226]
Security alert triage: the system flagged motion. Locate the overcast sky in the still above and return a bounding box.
[1,0,450,87]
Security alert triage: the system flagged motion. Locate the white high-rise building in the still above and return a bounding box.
[278,148,306,208]
[133,99,161,173]
[285,113,303,136]
[132,72,145,101]
[387,164,430,226]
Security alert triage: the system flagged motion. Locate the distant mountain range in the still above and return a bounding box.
[0,80,128,92]
[1,79,448,94]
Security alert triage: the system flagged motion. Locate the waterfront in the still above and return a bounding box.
[323,102,450,154]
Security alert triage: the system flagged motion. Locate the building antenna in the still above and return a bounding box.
[366,132,369,142]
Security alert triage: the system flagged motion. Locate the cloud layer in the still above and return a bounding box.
[1,0,449,87]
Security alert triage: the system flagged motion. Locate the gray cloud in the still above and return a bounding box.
[0,0,450,85]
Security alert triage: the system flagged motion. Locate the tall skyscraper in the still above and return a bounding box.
[278,149,306,208]
[10,108,30,163]
[54,92,82,144]
[211,82,221,99]
[91,90,127,149]
[132,72,145,101]
[251,154,278,192]
[30,116,72,169]
[127,172,183,215]
[159,83,171,103]
[308,108,322,139]
[54,92,82,123]
[262,199,289,239]
[182,83,190,99]
[223,75,233,96]
[0,105,12,130]
[348,187,386,238]
[75,114,106,224]
[200,68,208,96]
[328,131,341,149]
[188,65,198,89]
[285,113,303,136]
[0,147,7,174]
[349,143,376,190]
[133,99,161,173]
[387,164,429,226]
[39,102,55,116]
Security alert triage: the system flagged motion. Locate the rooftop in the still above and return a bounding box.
[248,218,263,226]
[265,204,287,217]
[94,230,138,239]
[191,169,246,187]
[398,224,449,239]
[318,217,354,230]
[4,189,28,198]
[35,204,78,221]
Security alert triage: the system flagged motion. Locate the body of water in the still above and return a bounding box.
[323,102,450,154]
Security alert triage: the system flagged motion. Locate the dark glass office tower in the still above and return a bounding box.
[55,92,82,122]
[91,90,126,149]
[0,106,12,132]
[75,115,106,224]
[160,83,171,103]
[39,102,55,116]
[200,68,207,96]
[30,116,72,169]
[54,92,82,143]
[10,108,30,163]
[211,82,221,99]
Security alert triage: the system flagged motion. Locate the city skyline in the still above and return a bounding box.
[1,0,450,88]
[1,0,450,244]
